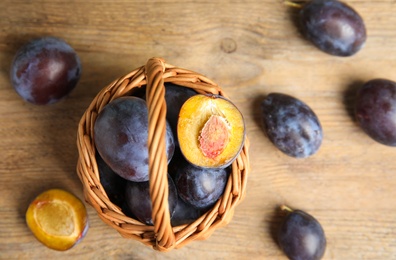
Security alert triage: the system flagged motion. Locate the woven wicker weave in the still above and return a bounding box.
[76,57,250,251]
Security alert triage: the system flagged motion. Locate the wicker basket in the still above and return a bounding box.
[76,57,250,251]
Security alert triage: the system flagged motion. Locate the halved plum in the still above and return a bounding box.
[25,189,88,251]
[177,94,245,168]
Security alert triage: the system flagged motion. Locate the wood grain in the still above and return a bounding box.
[1,0,396,259]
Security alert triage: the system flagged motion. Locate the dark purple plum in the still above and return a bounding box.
[94,96,175,182]
[164,83,197,145]
[278,206,326,260]
[96,152,126,207]
[168,149,205,226]
[124,175,178,225]
[261,93,322,158]
[168,147,204,226]
[173,162,229,209]
[10,37,81,105]
[299,0,366,57]
[355,79,396,146]
[171,197,203,226]
[167,147,186,180]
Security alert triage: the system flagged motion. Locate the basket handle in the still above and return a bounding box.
[145,57,175,250]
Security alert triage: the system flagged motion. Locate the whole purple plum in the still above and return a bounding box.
[10,37,81,105]
[355,79,396,146]
[173,161,229,209]
[261,93,322,158]
[278,206,326,260]
[299,0,366,57]
[94,96,175,182]
[125,175,178,225]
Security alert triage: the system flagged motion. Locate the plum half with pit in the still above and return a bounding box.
[10,37,81,105]
[177,94,245,168]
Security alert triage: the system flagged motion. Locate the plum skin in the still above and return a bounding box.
[173,162,229,209]
[278,209,326,260]
[124,175,178,225]
[94,96,175,182]
[10,36,81,105]
[96,153,126,207]
[299,0,366,57]
[261,93,323,158]
[164,82,197,146]
[171,196,203,226]
[355,79,396,146]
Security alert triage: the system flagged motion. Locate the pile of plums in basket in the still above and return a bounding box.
[94,83,246,226]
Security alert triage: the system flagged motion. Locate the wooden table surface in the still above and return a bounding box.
[1,1,396,259]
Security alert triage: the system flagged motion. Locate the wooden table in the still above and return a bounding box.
[1,1,396,259]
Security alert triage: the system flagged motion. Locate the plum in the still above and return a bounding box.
[124,175,178,225]
[261,93,323,158]
[355,79,396,146]
[25,189,89,251]
[278,206,326,260]
[173,161,229,209]
[96,153,126,207]
[178,94,245,168]
[94,96,175,182]
[10,36,81,105]
[298,0,366,56]
[164,83,197,146]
